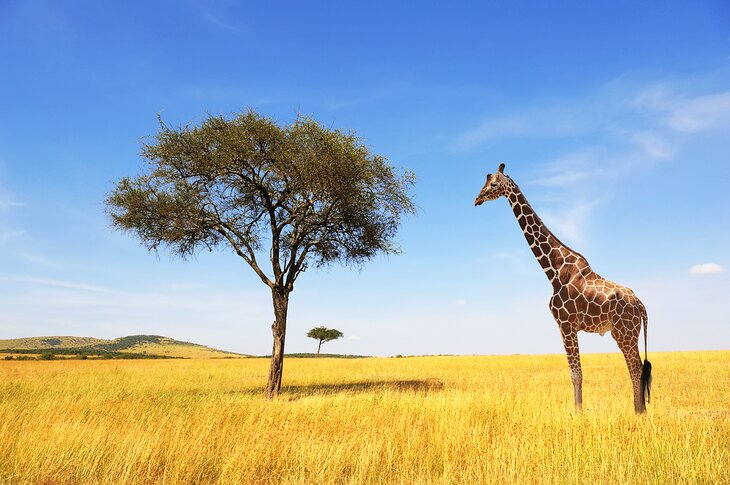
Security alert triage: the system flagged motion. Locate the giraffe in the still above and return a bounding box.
[474,163,652,414]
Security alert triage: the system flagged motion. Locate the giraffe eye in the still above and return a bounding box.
[490,182,498,187]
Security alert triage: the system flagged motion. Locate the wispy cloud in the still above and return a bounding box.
[635,88,730,134]
[454,299,467,306]
[325,83,409,111]
[0,230,24,242]
[689,263,724,275]
[0,275,116,293]
[0,174,25,245]
[526,152,609,246]
[486,250,531,270]
[203,13,244,33]
[13,251,62,268]
[452,116,529,149]
[530,149,613,188]
[190,0,245,34]
[454,78,730,154]
[452,105,604,151]
[0,183,24,210]
[540,201,596,247]
[0,198,24,210]
[631,131,674,160]
[464,77,730,249]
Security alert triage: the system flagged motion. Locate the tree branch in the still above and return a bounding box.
[215,225,274,288]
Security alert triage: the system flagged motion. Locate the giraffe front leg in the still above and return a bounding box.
[561,331,583,411]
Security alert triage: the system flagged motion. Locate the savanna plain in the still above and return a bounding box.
[1,351,728,484]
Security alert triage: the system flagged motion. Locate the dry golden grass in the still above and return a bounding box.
[0,351,727,484]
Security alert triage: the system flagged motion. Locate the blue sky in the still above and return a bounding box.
[1,0,728,356]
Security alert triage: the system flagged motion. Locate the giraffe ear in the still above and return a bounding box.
[498,163,505,173]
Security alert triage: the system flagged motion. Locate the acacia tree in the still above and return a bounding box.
[106,110,415,397]
[307,326,344,356]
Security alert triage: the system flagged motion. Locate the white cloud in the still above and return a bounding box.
[452,104,602,151]
[0,174,25,246]
[636,88,730,134]
[524,130,677,249]
[532,169,590,187]
[455,78,730,159]
[486,250,531,271]
[13,251,62,268]
[540,201,596,248]
[0,229,24,242]
[668,92,730,133]
[0,182,24,211]
[689,263,724,275]
[520,153,609,249]
[487,79,730,252]
[453,117,531,150]
[203,13,244,33]
[0,275,116,293]
[347,335,361,341]
[455,299,466,305]
[191,0,245,34]
[530,149,613,188]
[631,131,674,159]
[0,199,24,210]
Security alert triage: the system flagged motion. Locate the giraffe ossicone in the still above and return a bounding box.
[475,163,652,414]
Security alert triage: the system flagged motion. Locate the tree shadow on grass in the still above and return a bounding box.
[274,378,445,400]
[137,379,443,402]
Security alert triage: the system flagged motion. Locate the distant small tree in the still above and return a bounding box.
[307,326,344,356]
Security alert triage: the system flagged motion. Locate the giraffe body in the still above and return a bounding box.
[475,163,651,413]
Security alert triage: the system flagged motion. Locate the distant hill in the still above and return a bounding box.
[0,335,247,359]
[0,336,108,350]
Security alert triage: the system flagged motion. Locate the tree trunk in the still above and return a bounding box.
[316,340,322,356]
[265,287,289,398]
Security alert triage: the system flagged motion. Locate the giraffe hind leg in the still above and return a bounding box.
[614,328,645,414]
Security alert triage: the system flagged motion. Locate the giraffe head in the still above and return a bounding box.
[474,163,510,206]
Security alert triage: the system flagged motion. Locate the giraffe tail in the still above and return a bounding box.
[639,301,652,405]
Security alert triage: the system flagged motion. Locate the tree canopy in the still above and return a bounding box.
[106,110,416,396]
[307,326,344,343]
[107,111,415,291]
[307,326,344,355]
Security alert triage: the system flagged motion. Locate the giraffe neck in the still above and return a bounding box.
[504,179,587,285]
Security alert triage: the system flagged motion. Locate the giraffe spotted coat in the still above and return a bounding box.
[475,163,651,414]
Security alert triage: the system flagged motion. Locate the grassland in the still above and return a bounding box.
[0,351,727,484]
